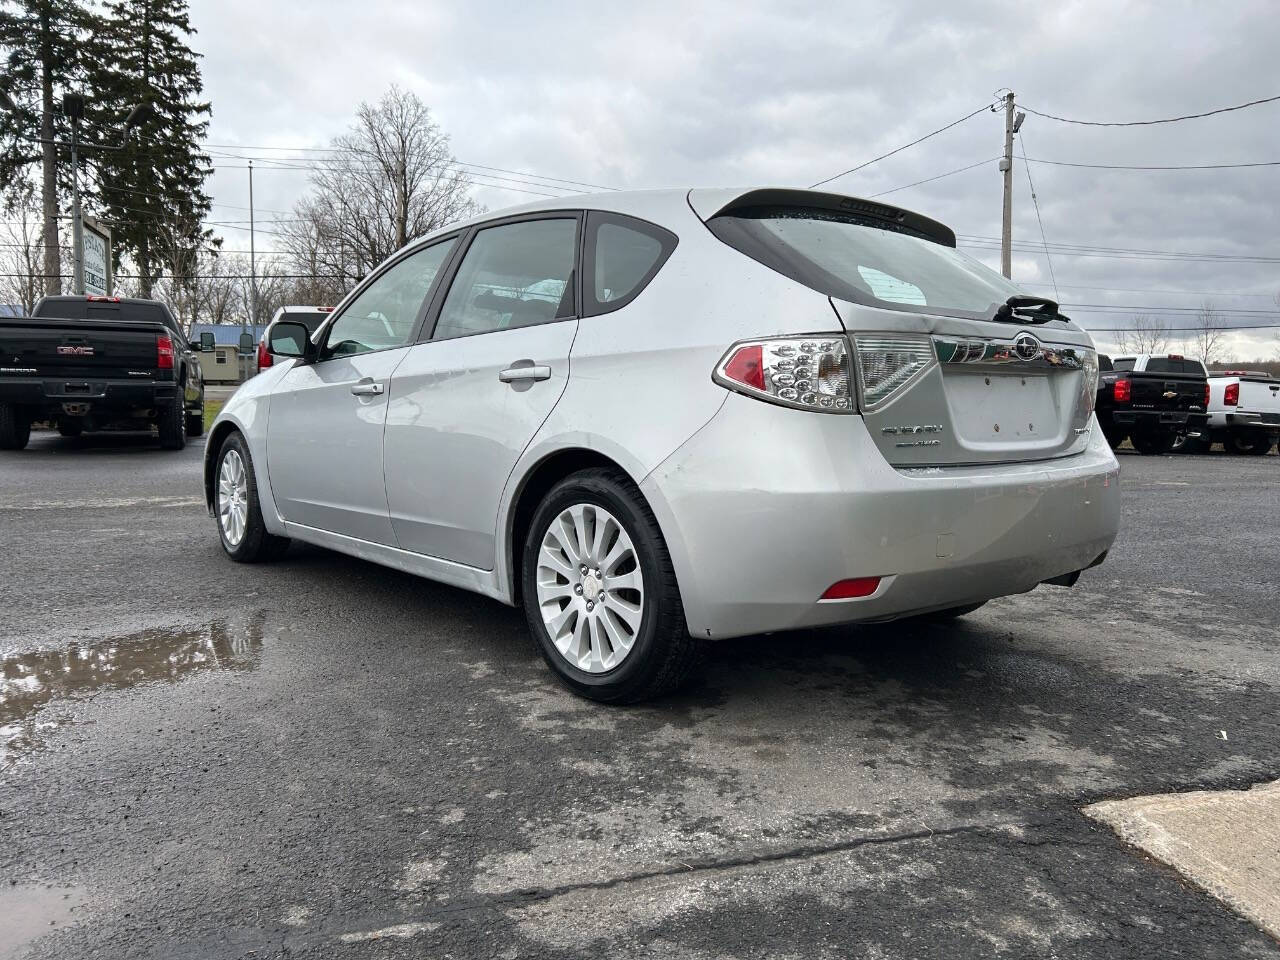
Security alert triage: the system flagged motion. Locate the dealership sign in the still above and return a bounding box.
[83,218,112,297]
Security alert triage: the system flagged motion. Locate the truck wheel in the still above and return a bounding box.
[1177,434,1209,455]
[0,403,30,451]
[57,422,83,438]
[1227,432,1273,456]
[215,432,291,562]
[1101,426,1127,451]
[156,394,187,450]
[1131,432,1174,455]
[521,468,702,704]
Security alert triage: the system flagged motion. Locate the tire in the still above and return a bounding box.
[156,393,187,450]
[1131,432,1174,455]
[1177,434,1210,455]
[521,467,701,704]
[1101,426,1127,451]
[214,431,291,563]
[0,402,30,450]
[1226,432,1273,456]
[57,422,83,438]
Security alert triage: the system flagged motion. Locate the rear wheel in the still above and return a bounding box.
[215,432,290,562]
[1131,431,1174,455]
[57,422,83,438]
[157,393,186,450]
[521,468,701,704]
[1101,425,1127,451]
[0,403,30,450]
[1176,434,1210,454]
[1226,431,1273,456]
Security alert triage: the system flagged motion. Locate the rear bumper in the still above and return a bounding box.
[644,396,1121,640]
[1106,409,1207,432]
[0,377,176,417]
[1208,411,1280,430]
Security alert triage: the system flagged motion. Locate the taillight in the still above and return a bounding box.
[1203,382,1211,408]
[1224,382,1239,406]
[1113,378,1130,403]
[853,335,935,409]
[714,335,853,412]
[257,340,273,369]
[156,334,174,370]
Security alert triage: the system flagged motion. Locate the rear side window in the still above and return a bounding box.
[283,311,332,333]
[583,212,677,316]
[707,205,1024,320]
[1098,355,1113,372]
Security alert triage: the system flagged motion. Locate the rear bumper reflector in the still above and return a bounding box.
[819,577,883,601]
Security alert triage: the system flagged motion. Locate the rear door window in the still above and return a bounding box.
[583,212,677,316]
[431,218,579,341]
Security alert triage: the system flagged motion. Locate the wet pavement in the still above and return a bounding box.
[1,430,1278,958]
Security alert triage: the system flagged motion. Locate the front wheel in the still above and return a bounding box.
[521,468,701,704]
[214,432,291,562]
[0,403,30,450]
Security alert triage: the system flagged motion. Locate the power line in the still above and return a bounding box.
[1017,281,1278,298]
[1016,137,1058,301]
[1062,303,1280,315]
[869,157,997,197]
[1025,156,1280,171]
[1082,322,1280,333]
[809,102,995,189]
[1020,93,1280,127]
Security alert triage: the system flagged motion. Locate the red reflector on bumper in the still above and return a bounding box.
[820,577,882,600]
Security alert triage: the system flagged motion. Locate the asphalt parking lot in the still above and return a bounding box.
[2,432,1278,959]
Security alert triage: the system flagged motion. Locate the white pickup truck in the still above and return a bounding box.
[1187,371,1280,455]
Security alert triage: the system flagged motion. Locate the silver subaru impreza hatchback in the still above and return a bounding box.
[205,187,1120,702]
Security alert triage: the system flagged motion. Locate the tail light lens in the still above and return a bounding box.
[1081,348,1100,417]
[156,334,174,370]
[1224,382,1239,406]
[1113,378,1130,403]
[820,577,882,600]
[853,335,935,409]
[1203,382,1211,408]
[257,340,273,369]
[714,335,853,413]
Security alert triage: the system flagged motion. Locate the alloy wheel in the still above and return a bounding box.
[217,449,249,547]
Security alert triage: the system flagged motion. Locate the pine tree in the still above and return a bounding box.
[0,1,95,295]
[87,0,212,297]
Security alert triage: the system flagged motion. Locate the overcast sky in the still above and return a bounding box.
[191,0,1279,358]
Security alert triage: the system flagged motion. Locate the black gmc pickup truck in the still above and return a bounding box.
[1095,353,1209,454]
[0,295,204,451]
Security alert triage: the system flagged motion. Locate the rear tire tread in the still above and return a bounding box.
[157,394,187,450]
[216,432,291,563]
[0,403,30,450]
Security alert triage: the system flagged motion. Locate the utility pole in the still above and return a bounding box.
[64,93,86,296]
[248,160,257,329]
[999,91,1015,279]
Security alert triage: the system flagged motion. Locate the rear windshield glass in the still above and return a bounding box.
[1113,358,1136,372]
[707,206,1025,319]
[283,311,332,332]
[35,298,170,326]
[1144,357,1206,375]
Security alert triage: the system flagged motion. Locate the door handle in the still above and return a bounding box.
[498,364,552,383]
[350,379,385,396]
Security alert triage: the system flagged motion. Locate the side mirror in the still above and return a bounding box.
[199,332,214,352]
[238,332,255,356]
[267,321,314,362]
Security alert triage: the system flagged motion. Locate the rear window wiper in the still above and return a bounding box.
[991,295,1060,325]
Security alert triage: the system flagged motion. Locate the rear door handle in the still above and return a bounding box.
[350,379,385,396]
[498,364,552,383]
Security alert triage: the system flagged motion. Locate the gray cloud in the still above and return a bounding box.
[192,0,1280,357]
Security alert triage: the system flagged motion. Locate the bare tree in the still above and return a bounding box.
[282,86,482,288]
[1189,301,1228,366]
[0,180,54,313]
[1114,314,1171,355]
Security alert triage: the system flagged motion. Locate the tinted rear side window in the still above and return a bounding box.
[283,311,332,332]
[583,212,677,316]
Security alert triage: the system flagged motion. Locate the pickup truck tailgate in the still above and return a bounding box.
[1,318,160,379]
[1238,378,1280,422]
[1128,374,1204,413]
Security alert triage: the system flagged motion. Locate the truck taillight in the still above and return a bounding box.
[256,340,273,369]
[1204,382,1211,408]
[714,335,853,413]
[1224,382,1239,406]
[157,334,174,370]
[1113,378,1130,403]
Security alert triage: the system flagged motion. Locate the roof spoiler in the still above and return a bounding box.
[704,188,957,248]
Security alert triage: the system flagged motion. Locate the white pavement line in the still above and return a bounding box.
[0,495,205,511]
[1085,780,1280,938]
[337,921,440,943]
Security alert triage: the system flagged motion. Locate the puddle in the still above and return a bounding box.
[0,885,88,959]
[1,614,265,767]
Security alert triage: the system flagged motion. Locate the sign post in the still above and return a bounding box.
[82,218,112,297]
